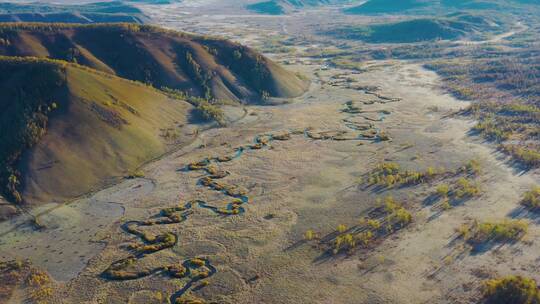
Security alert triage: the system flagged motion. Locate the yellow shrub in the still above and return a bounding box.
[367,219,381,230]
[436,184,450,197]
[304,229,316,241]
[522,186,540,210]
[484,276,540,304]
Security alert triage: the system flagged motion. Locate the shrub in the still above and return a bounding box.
[26,270,53,303]
[391,208,412,227]
[196,101,225,126]
[483,276,540,304]
[189,258,206,268]
[465,159,481,175]
[436,184,450,197]
[366,162,449,188]
[383,196,398,212]
[191,269,210,280]
[165,265,187,278]
[501,145,540,168]
[333,233,356,254]
[30,286,53,303]
[357,231,374,246]
[440,197,452,210]
[304,229,316,241]
[457,223,471,239]
[367,219,381,230]
[358,217,367,226]
[455,177,481,199]
[521,186,540,210]
[337,224,347,233]
[470,220,528,243]
[383,196,412,227]
[26,270,50,287]
[162,87,225,125]
[473,119,511,142]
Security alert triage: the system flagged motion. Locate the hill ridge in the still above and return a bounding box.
[0,23,309,103]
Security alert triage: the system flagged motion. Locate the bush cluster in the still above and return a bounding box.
[521,187,540,210]
[484,276,540,304]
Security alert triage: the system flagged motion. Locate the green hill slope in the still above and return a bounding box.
[246,1,286,15]
[246,0,351,15]
[344,0,428,14]
[329,13,502,43]
[0,57,195,206]
[0,23,308,103]
[345,0,537,14]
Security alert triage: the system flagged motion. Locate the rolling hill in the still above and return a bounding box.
[246,0,353,15]
[0,23,308,103]
[0,1,148,24]
[345,0,537,14]
[344,0,429,14]
[246,1,286,15]
[329,13,503,43]
[0,56,195,207]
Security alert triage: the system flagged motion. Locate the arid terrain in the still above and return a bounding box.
[1,1,540,304]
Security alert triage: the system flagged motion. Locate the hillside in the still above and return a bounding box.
[345,0,536,14]
[0,1,147,24]
[344,0,428,14]
[246,0,351,15]
[246,1,286,15]
[0,57,195,207]
[329,13,503,43]
[0,23,309,103]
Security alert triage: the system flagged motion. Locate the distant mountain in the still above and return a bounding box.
[441,0,501,10]
[0,1,148,24]
[246,1,286,15]
[0,23,308,103]
[329,13,503,43]
[344,0,428,14]
[345,0,538,14]
[246,0,353,15]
